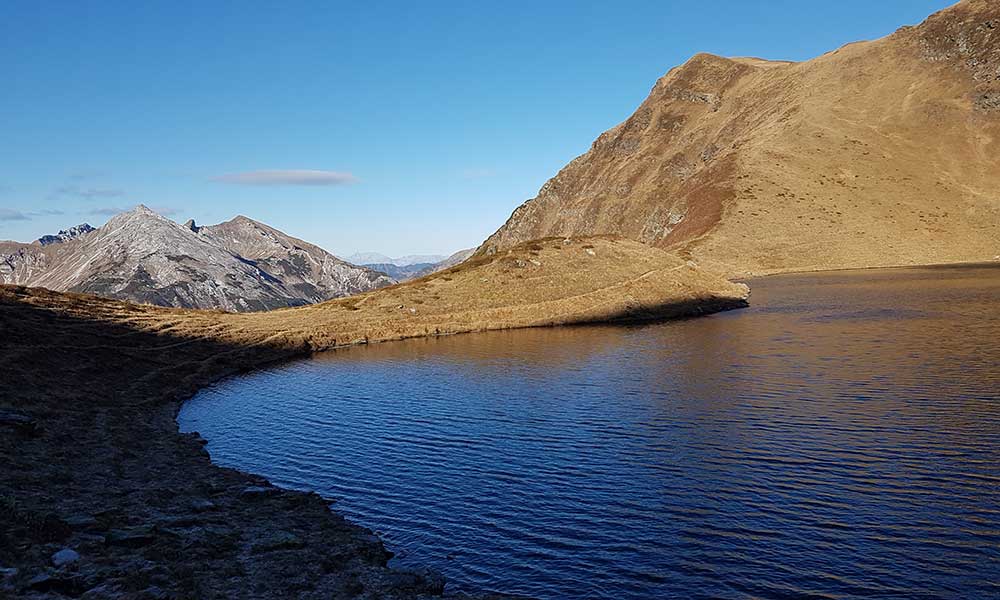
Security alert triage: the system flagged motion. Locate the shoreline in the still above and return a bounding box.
[5,252,991,598]
[736,258,1000,281]
[1,238,747,599]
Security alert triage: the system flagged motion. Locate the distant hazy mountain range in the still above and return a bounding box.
[348,249,475,281]
[0,206,394,312]
[345,252,447,267]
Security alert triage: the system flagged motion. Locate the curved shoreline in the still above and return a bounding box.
[0,238,748,599]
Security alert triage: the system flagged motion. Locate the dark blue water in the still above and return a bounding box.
[179,266,1000,599]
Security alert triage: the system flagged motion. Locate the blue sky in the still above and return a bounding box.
[0,0,954,256]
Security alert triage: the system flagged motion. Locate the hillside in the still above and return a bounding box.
[1,236,746,598]
[0,206,393,311]
[482,0,1000,276]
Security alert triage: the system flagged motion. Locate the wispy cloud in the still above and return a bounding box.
[211,169,358,186]
[0,208,65,221]
[0,209,29,221]
[54,185,125,200]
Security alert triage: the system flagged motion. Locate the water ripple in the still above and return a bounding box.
[180,265,1000,599]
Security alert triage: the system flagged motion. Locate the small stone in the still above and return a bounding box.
[240,485,277,499]
[51,548,80,567]
[0,409,38,435]
[106,525,156,548]
[190,499,216,511]
[27,573,53,591]
[65,514,99,530]
[26,573,81,594]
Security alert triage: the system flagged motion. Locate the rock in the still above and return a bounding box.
[106,525,156,548]
[190,498,216,511]
[27,573,53,590]
[251,531,305,553]
[26,572,82,594]
[80,582,125,599]
[0,566,17,580]
[240,485,278,499]
[65,514,99,530]
[0,408,39,436]
[51,547,80,567]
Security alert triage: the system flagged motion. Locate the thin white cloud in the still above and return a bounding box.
[54,185,125,200]
[0,208,64,221]
[67,170,109,181]
[211,169,358,186]
[0,208,29,221]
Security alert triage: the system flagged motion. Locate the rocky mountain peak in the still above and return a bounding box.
[1,207,394,311]
[36,223,96,246]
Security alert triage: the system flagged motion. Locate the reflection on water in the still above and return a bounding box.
[180,265,1000,599]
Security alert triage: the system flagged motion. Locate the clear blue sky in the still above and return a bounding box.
[0,0,954,256]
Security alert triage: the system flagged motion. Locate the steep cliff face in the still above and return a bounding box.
[0,206,393,311]
[482,0,1000,276]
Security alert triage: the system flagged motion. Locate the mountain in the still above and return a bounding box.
[482,0,1000,276]
[360,262,439,280]
[36,223,96,246]
[0,206,394,311]
[346,252,448,267]
[350,249,474,281]
[425,247,475,273]
[345,251,393,265]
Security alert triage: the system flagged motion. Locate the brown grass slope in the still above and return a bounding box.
[482,0,1000,276]
[0,237,745,599]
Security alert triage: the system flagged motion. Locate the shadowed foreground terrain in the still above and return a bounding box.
[0,238,748,599]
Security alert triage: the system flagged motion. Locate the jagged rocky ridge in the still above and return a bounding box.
[36,224,96,246]
[0,206,394,312]
[482,0,1000,276]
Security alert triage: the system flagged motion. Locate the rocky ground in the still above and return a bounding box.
[0,238,749,599]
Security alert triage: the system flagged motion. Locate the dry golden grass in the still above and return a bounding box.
[4,237,747,369]
[482,0,1000,277]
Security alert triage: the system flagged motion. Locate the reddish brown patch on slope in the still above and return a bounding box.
[660,156,737,249]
